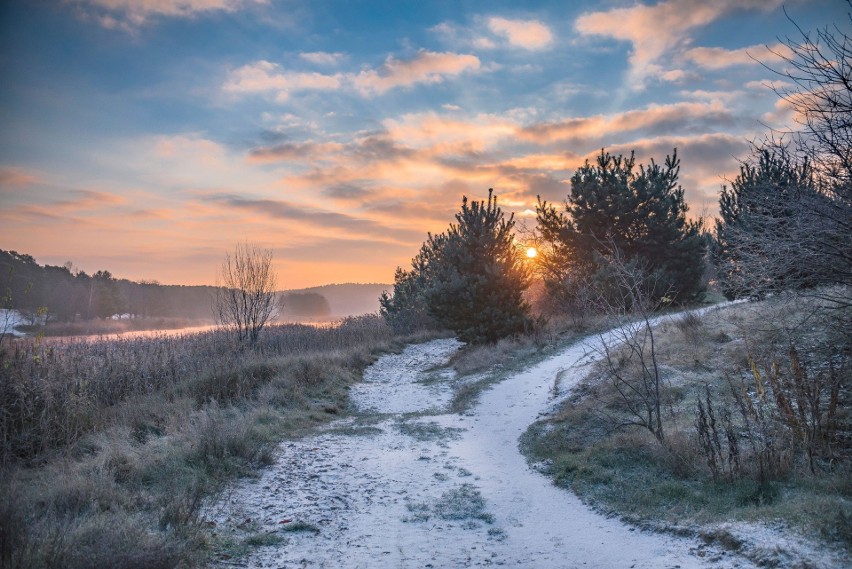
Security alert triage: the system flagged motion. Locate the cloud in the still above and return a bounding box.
[745,79,793,92]
[682,42,793,70]
[65,189,126,208]
[575,0,785,88]
[247,141,345,163]
[678,89,744,103]
[223,61,342,102]
[225,51,481,101]
[352,50,481,95]
[0,167,39,189]
[242,100,756,226]
[299,51,347,66]
[486,17,553,50]
[431,16,553,51]
[382,112,517,152]
[0,187,127,229]
[520,100,735,144]
[276,237,412,263]
[659,69,700,83]
[322,183,375,201]
[71,0,266,29]
[210,194,424,243]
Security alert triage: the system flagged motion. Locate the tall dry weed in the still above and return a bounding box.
[0,315,392,464]
[0,314,401,568]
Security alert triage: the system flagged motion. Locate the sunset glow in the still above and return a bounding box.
[526,247,538,259]
[0,1,842,288]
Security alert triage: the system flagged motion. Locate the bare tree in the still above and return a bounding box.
[717,7,852,308]
[589,241,670,444]
[767,4,852,190]
[214,242,279,345]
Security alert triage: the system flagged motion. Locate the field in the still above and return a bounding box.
[2,292,849,568]
[0,316,435,569]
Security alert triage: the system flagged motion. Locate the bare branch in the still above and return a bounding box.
[214,242,279,346]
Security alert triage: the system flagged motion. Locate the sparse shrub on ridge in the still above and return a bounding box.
[523,293,851,554]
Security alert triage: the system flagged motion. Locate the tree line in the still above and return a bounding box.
[0,250,219,322]
[0,250,336,327]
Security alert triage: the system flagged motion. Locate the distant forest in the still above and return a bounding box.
[1,250,219,321]
[0,250,389,322]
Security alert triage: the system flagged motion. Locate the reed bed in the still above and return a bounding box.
[0,316,393,464]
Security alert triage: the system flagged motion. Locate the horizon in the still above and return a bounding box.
[1,0,846,288]
[3,247,391,289]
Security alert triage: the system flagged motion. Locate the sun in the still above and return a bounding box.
[526,247,538,259]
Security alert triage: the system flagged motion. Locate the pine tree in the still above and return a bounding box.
[379,243,438,333]
[537,149,706,307]
[380,189,532,343]
[714,144,843,297]
[426,190,531,343]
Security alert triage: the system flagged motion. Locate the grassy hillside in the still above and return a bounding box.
[522,292,851,565]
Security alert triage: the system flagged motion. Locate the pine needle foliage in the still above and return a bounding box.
[381,189,532,344]
[537,149,706,308]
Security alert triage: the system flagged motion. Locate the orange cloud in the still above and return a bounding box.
[223,61,342,102]
[498,152,580,172]
[520,100,734,144]
[207,194,426,244]
[382,112,516,152]
[247,141,346,163]
[0,167,39,189]
[73,0,266,29]
[486,17,553,50]
[243,101,755,227]
[683,43,793,70]
[225,51,482,100]
[352,50,481,95]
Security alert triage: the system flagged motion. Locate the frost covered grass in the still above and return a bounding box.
[403,484,494,525]
[395,419,464,442]
[523,292,852,559]
[0,316,431,569]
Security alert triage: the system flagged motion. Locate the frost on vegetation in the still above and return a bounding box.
[279,521,320,534]
[350,338,462,414]
[403,484,495,526]
[433,484,494,523]
[395,420,465,443]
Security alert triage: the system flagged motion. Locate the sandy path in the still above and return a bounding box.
[207,317,751,568]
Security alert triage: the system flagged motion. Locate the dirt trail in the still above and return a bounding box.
[207,321,752,568]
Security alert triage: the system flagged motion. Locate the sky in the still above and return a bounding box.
[0,0,846,288]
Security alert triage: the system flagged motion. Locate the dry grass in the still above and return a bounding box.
[0,315,422,568]
[523,292,852,554]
